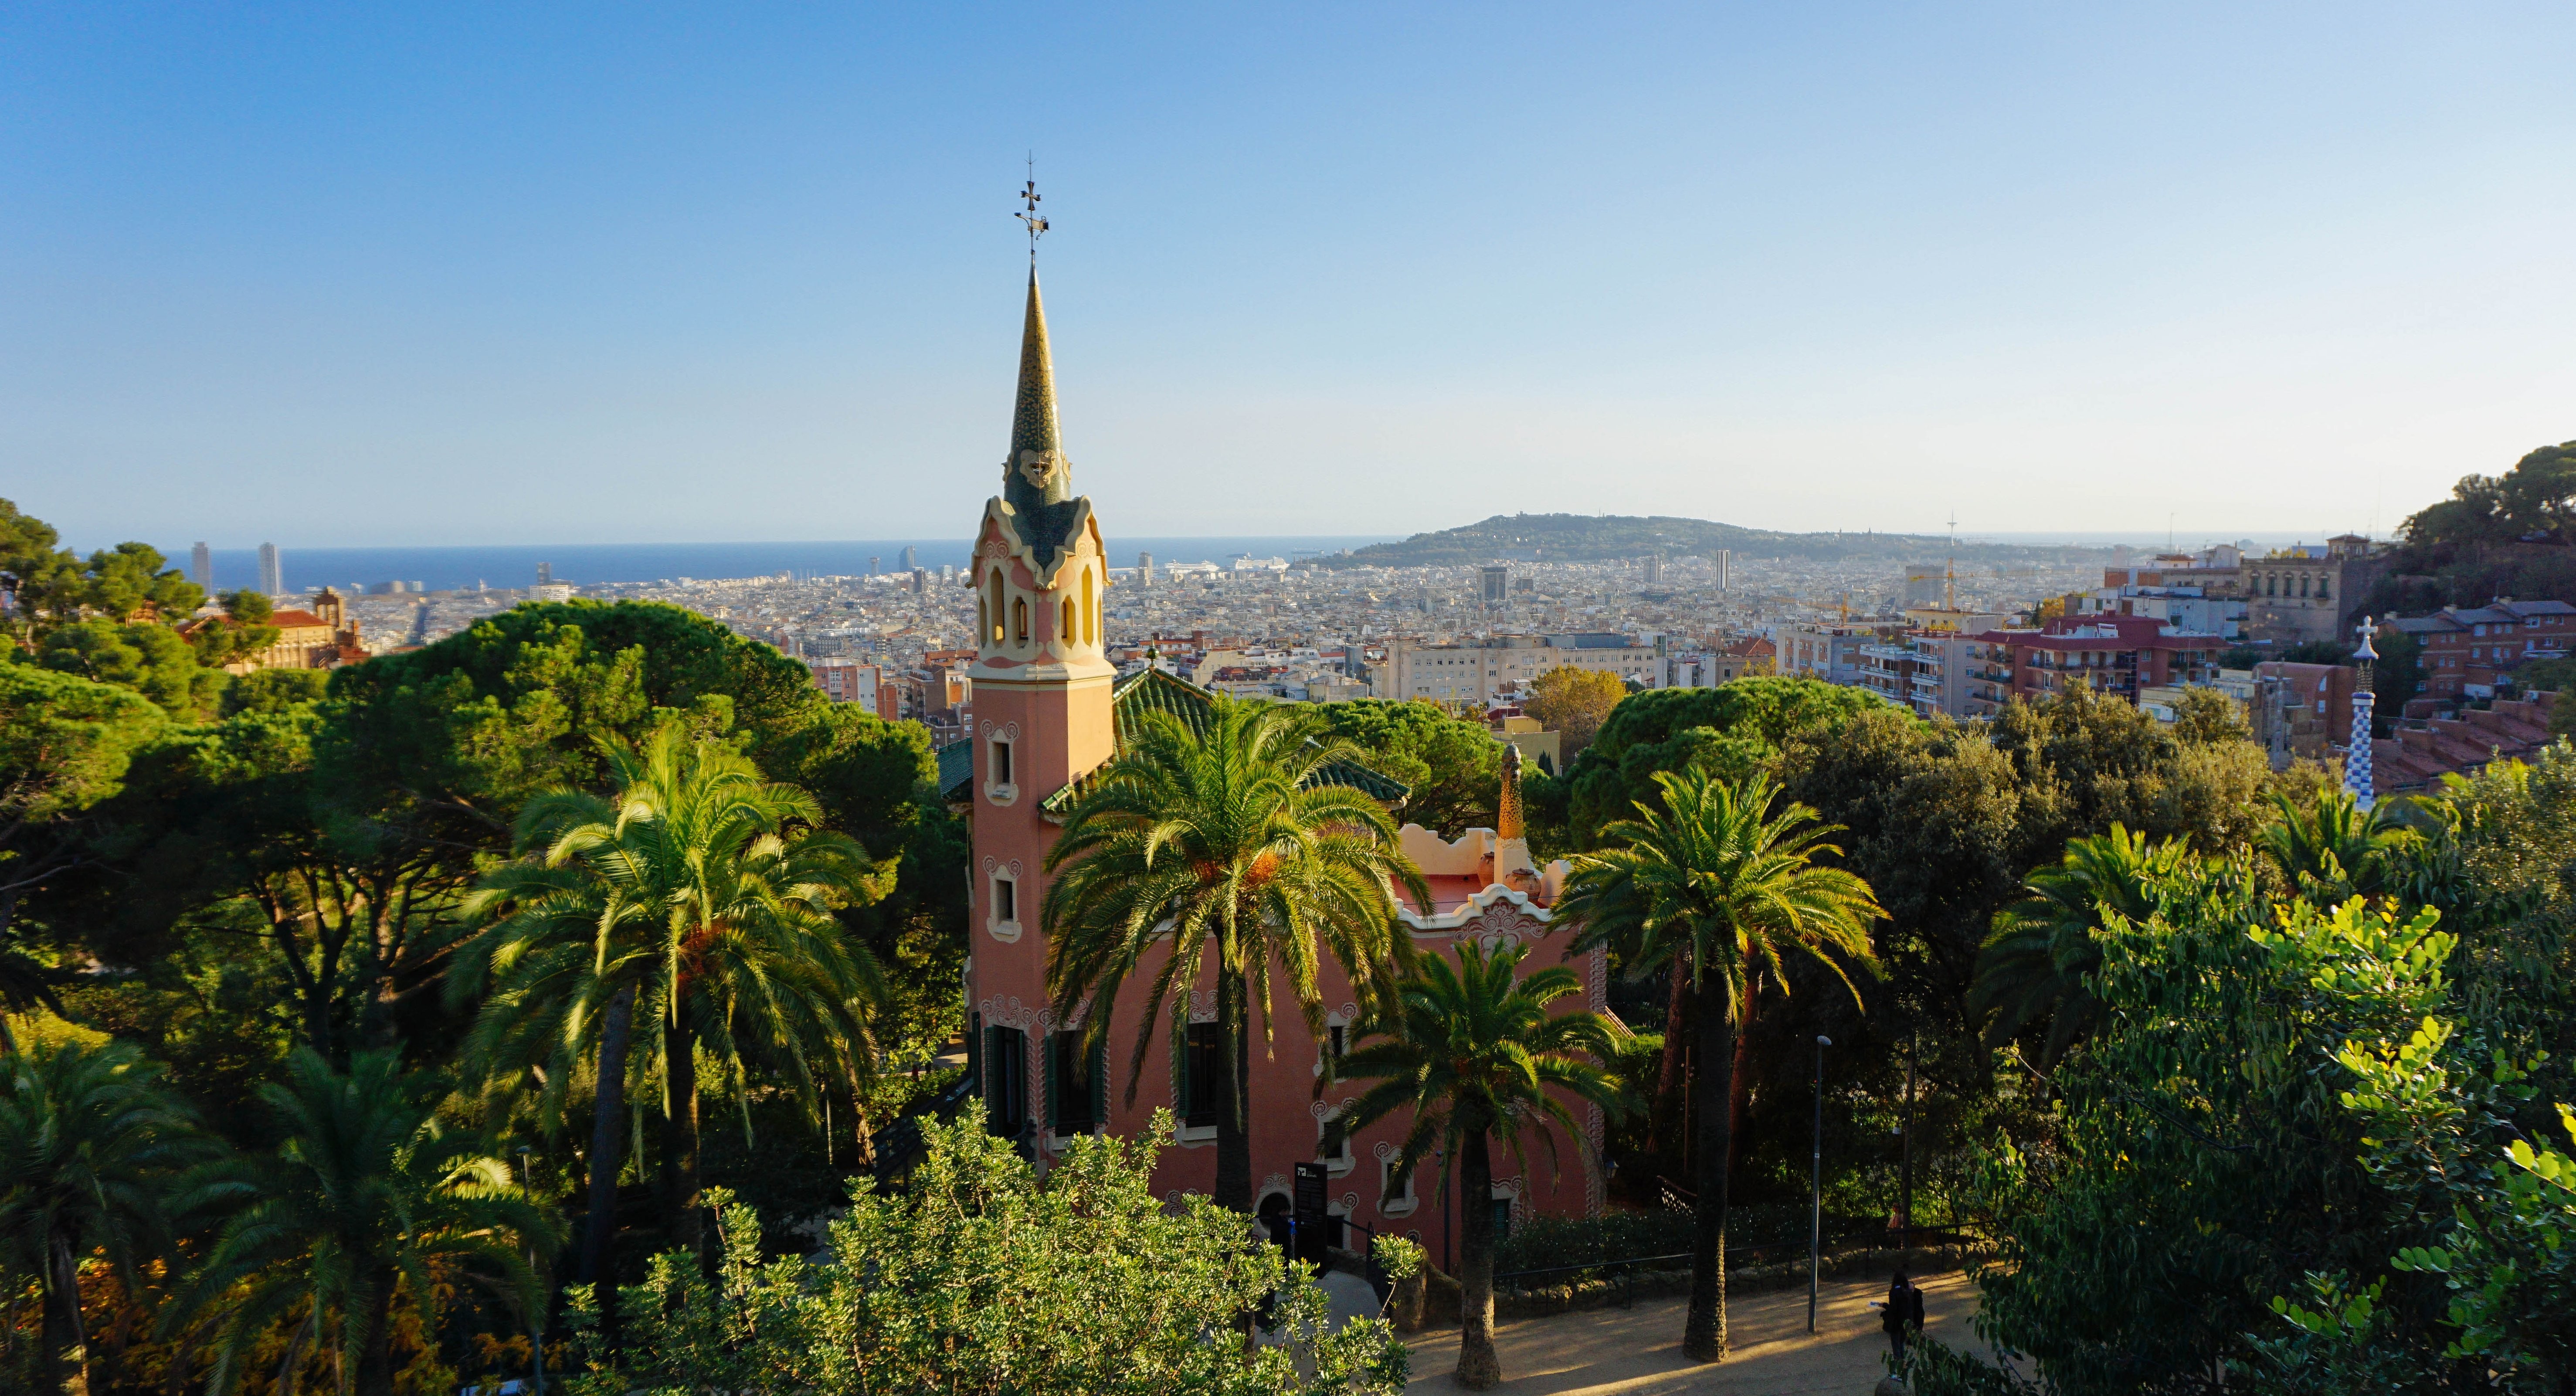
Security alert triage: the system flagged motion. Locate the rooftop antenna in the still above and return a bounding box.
[1016,154,1048,264]
[1945,512,1958,612]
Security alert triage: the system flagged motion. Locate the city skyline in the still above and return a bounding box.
[7,4,2570,548]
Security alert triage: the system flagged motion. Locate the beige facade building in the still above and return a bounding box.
[2244,536,2389,648]
[1379,633,1661,703]
[186,587,367,673]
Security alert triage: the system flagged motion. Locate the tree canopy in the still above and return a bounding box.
[1554,676,1883,848]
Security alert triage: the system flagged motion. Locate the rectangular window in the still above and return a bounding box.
[1184,1022,1225,1128]
[994,875,1017,924]
[1328,1024,1346,1063]
[991,738,1013,787]
[1048,1031,1097,1135]
[985,1026,1027,1138]
[1385,1160,1415,1205]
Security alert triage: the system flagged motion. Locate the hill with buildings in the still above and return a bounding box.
[1319,513,2116,568]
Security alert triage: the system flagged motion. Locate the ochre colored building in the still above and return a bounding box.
[955,269,1605,1246]
[183,587,367,673]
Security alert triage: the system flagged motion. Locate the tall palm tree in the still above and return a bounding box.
[2257,788,2420,898]
[163,1048,557,1396]
[0,1039,204,1396]
[1325,940,1626,1390]
[453,725,890,1279]
[1556,768,1881,1363]
[1970,824,2193,1070]
[1044,696,1429,1213]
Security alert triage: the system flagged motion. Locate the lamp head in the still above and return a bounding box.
[1816,1035,1833,1047]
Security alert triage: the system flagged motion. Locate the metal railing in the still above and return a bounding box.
[1491,1219,1982,1307]
[869,1070,978,1186]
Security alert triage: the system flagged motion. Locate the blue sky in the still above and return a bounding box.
[6,3,2571,549]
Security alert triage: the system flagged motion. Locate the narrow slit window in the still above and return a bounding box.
[990,738,1013,788]
[994,873,1017,924]
[1012,597,1028,644]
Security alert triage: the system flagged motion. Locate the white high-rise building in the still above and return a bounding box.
[257,543,282,595]
[191,542,212,592]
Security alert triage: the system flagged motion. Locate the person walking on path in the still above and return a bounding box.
[1880,1271,1926,1362]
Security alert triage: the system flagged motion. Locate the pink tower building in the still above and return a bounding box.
[957,266,1607,1252]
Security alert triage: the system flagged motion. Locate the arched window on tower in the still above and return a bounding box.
[1061,597,1076,643]
[1013,596,1028,645]
[989,571,1006,645]
[1083,570,1097,644]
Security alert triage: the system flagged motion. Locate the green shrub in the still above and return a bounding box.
[563,1111,1407,1396]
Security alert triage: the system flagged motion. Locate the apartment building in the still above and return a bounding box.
[1381,633,1661,703]
[1778,622,1886,687]
[1962,615,2226,715]
[2384,598,2576,700]
[2243,536,2389,647]
[1855,632,1981,718]
[806,660,900,719]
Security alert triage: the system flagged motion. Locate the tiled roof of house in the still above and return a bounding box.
[935,737,976,802]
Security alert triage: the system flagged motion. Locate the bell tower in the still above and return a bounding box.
[962,205,1117,1143]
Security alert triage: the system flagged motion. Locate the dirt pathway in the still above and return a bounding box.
[1406,1269,1980,1394]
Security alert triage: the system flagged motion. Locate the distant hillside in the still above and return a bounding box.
[1317,514,2116,568]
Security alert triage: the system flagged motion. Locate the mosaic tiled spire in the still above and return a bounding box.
[2346,616,2377,811]
[1001,269,1082,569]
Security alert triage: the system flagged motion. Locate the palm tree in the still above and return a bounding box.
[163,1048,557,1396]
[2257,788,2420,897]
[452,725,890,1279]
[1556,768,1881,1362]
[1970,824,2192,1070]
[0,929,68,1055]
[1044,695,1429,1213]
[1325,940,1626,1390]
[0,1039,203,1396]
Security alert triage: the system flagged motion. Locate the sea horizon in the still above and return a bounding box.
[154,537,1403,595]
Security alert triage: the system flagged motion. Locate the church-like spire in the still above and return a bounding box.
[1006,269,1069,507]
[997,168,1081,569]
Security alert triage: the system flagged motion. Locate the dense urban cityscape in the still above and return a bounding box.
[9,7,2575,1396]
[209,513,2567,798]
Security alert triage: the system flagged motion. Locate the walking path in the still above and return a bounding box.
[1405,1269,1979,1394]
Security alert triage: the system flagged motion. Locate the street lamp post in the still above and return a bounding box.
[1809,1034,1831,1334]
[517,1146,545,1396]
[1900,1044,1917,1257]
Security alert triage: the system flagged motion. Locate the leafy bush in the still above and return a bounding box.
[562,1111,1408,1396]
[1894,1337,2041,1396]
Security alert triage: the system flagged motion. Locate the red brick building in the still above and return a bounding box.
[2385,599,2576,700]
[1963,615,2226,715]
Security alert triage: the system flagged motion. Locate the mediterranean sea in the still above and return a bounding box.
[170,537,1398,595]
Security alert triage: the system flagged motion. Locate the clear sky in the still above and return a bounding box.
[7,3,2571,550]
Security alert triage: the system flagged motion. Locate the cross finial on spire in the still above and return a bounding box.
[1015,155,1047,264]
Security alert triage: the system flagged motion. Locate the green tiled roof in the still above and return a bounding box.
[1032,668,1409,817]
[935,738,977,803]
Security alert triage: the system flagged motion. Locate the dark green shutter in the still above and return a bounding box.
[1175,1026,1189,1120]
[1044,1032,1062,1133]
[1091,1038,1109,1130]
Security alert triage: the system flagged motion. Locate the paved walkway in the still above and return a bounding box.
[1405,1270,1979,1394]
